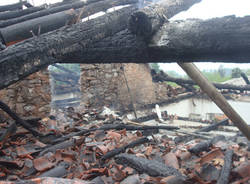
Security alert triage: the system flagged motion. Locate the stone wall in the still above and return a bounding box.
[0,69,51,119]
[80,63,160,111]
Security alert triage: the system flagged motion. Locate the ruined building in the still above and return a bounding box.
[0,63,170,118]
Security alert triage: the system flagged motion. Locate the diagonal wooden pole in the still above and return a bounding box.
[178,62,250,140]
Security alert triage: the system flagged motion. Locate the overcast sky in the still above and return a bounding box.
[1,0,250,74]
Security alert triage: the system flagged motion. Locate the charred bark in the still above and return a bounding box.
[197,119,229,132]
[115,153,184,177]
[2,14,250,90]
[0,0,137,29]
[152,71,250,91]
[0,10,77,46]
[101,137,149,162]
[188,135,225,155]
[0,6,136,90]
[0,5,46,21]
[60,16,250,64]
[240,72,250,85]
[128,0,201,40]
[217,149,234,184]
[0,2,23,12]
[0,0,95,28]
[51,124,178,144]
[0,101,42,137]
[77,0,138,19]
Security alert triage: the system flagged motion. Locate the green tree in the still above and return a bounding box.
[231,68,241,78]
[149,63,160,73]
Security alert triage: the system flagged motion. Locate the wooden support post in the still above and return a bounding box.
[178,63,250,140]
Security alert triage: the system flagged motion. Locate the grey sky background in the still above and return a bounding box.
[1,0,250,74]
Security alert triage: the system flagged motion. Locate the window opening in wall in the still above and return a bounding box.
[49,63,81,110]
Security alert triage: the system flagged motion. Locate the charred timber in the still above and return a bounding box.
[60,16,250,63]
[240,72,250,85]
[0,6,137,90]
[217,149,234,184]
[2,13,250,89]
[0,0,136,28]
[128,0,201,40]
[0,10,77,46]
[0,1,86,28]
[0,2,23,12]
[0,5,46,21]
[152,72,250,91]
[76,0,138,19]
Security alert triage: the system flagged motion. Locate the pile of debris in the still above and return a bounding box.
[0,103,249,184]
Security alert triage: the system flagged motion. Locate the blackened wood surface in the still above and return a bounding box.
[240,73,250,85]
[0,0,99,28]
[0,6,136,90]
[152,16,250,62]
[0,5,46,21]
[77,0,138,19]
[0,101,42,137]
[1,14,250,90]
[101,137,149,161]
[152,72,250,91]
[115,153,184,177]
[188,135,225,154]
[217,149,233,184]
[197,119,229,132]
[128,0,201,39]
[60,16,250,63]
[0,10,77,45]
[0,2,23,12]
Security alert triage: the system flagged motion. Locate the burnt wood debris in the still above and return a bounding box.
[0,0,250,183]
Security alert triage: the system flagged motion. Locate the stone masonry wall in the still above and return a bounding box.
[0,69,51,119]
[80,63,158,111]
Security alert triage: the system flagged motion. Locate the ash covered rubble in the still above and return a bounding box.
[0,104,249,184]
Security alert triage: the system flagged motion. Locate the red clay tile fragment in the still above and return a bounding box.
[233,161,250,178]
[33,157,54,172]
[198,148,224,165]
[163,152,179,169]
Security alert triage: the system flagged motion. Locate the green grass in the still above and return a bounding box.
[166,82,181,87]
[203,72,231,83]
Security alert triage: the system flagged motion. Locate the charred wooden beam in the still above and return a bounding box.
[0,6,136,90]
[217,149,234,184]
[101,137,149,162]
[115,153,184,177]
[128,0,201,40]
[0,10,77,46]
[2,12,250,90]
[0,100,43,137]
[76,0,137,19]
[151,16,250,63]
[0,0,136,28]
[0,5,46,21]
[0,2,23,12]
[0,1,88,28]
[240,72,250,85]
[60,16,250,63]
[152,71,250,91]
[197,119,229,132]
